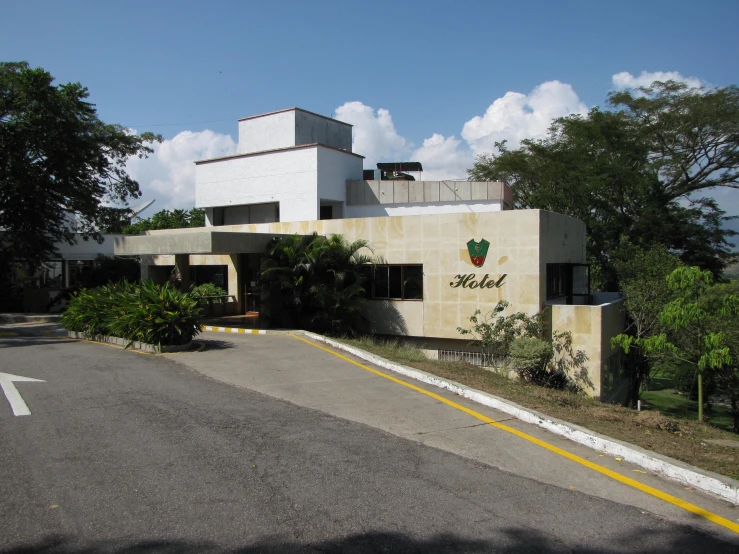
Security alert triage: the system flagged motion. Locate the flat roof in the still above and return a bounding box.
[237,107,353,127]
[113,231,300,256]
[195,142,364,165]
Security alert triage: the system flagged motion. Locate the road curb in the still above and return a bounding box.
[0,314,61,324]
[302,331,739,505]
[201,325,294,335]
[67,331,192,354]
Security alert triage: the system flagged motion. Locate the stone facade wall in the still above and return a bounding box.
[146,210,588,341]
[550,299,626,398]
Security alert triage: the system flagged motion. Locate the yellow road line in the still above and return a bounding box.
[202,326,266,335]
[290,334,739,535]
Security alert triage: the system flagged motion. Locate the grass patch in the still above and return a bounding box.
[337,336,739,480]
[641,388,734,431]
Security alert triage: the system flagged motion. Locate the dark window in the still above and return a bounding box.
[546,263,591,304]
[546,263,570,299]
[370,265,423,300]
[320,205,333,220]
[403,265,423,300]
[212,207,224,226]
[191,265,228,292]
[373,266,390,298]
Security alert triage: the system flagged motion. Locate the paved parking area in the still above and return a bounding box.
[168,331,739,537]
[1,322,737,549]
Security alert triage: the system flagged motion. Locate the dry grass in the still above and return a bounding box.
[338,337,739,480]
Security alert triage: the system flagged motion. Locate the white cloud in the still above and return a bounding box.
[334,101,409,167]
[335,82,588,181]
[612,70,703,90]
[461,80,588,155]
[412,134,472,180]
[124,130,237,210]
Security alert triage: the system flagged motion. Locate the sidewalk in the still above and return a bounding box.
[167,331,739,537]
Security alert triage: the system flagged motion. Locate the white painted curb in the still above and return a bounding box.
[203,326,268,335]
[201,326,296,335]
[303,331,739,505]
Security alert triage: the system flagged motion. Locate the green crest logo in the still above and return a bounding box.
[467,238,490,268]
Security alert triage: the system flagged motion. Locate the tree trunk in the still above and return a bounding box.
[698,372,704,422]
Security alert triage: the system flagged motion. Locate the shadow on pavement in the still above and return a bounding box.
[197,339,236,351]
[2,526,738,554]
[0,337,75,349]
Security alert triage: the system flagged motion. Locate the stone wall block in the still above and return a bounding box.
[440,181,457,201]
[423,181,440,202]
[394,181,409,204]
[379,181,394,204]
[471,182,487,200]
[409,181,424,203]
[455,181,472,200]
[367,181,381,205]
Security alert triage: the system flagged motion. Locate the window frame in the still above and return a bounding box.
[546,262,591,304]
[367,264,424,301]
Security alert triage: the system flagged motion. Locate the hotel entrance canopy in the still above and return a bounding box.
[112,231,297,256]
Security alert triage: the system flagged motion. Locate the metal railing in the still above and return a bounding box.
[196,295,238,316]
[437,349,503,368]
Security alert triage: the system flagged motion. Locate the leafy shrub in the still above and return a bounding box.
[510,337,552,371]
[61,282,122,337]
[510,337,565,388]
[191,282,228,297]
[191,282,228,304]
[61,280,202,346]
[457,301,547,360]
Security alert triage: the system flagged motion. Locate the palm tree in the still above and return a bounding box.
[308,235,374,335]
[260,233,374,334]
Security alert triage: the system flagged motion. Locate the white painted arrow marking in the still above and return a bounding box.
[0,372,45,416]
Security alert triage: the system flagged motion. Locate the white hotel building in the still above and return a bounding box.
[115,108,625,400]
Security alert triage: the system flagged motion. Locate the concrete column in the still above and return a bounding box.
[174,254,191,291]
[139,256,151,281]
[229,254,242,308]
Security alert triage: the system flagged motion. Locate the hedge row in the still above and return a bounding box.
[61,280,202,346]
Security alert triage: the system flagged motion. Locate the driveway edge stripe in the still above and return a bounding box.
[300,331,739,506]
[293,333,739,534]
[199,327,738,505]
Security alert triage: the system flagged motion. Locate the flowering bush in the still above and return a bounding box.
[61,280,202,346]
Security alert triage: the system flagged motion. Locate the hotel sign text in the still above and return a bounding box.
[450,273,507,289]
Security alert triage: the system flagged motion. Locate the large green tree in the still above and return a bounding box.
[611,240,682,406]
[615,266,739,422]
[699,280,739,432]
[122,208,205,235]
[0,62,160,270]
[468,81,739,289]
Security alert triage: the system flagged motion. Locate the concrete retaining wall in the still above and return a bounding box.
[67,331,192,353]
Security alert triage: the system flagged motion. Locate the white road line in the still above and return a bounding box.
[0,372,45,416]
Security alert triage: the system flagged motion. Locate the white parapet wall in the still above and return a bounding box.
[196,145,362,224]
[237,108,353,155]
[344,180,510,218]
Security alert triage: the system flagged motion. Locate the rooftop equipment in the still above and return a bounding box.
[363,162,424,181]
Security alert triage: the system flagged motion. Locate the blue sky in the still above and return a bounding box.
[3,0,739,217]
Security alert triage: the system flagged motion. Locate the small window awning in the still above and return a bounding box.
[112,231,297,256]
